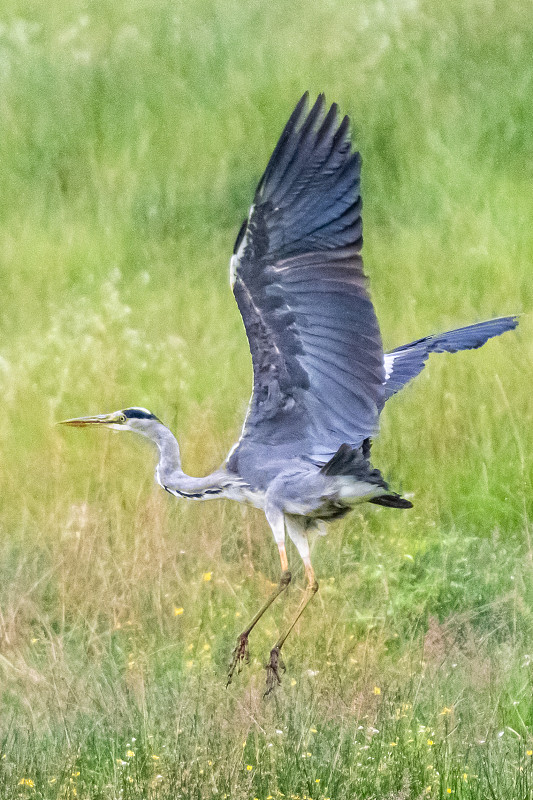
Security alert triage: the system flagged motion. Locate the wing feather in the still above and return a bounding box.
[383,316,519,400]
[226,95,384,483]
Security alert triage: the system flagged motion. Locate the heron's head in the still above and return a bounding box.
[59,407,161,437]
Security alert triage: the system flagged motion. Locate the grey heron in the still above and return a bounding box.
[61,94,518,694]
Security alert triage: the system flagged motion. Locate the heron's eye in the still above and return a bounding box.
[119,414,127,423]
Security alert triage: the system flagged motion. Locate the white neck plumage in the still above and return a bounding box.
[149,421,227,499]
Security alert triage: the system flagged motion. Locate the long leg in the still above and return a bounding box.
[227,508,291,686]
[265,516,318,695]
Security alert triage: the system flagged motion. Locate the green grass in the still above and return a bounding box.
[1,0,532,797]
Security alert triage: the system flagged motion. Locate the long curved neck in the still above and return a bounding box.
[150,421,224,496]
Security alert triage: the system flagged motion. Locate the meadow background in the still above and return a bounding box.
[0,0,532,797]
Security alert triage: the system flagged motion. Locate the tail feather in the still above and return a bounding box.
[370,494,413,509]
[320,443,382,481]
[321,443,413,509]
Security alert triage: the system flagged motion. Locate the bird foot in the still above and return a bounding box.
[227,633,250,686]
[264,646,285,697]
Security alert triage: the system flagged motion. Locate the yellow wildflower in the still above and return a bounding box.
[18,778,35,787]
[152,755,160,760]
[373,686,381,695]
[427,739,434,746]
[527,750,533,756]
[126,750,135,758]
[246,765,253,771]
[174,607,184,616]
[203,572,212,582]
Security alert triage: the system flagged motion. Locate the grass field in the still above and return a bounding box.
[1,0,532,797]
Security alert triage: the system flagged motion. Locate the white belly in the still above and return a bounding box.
[337,478,386,503]
[224,485,265,509]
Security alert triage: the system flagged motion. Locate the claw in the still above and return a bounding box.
[264,646,285,697]
[227,633,250,686]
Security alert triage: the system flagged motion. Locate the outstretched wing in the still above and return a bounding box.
[226,94,384,478]
[383,316,519,401]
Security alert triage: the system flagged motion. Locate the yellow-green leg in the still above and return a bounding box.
[265,562,319,696]
[227,543,291,686]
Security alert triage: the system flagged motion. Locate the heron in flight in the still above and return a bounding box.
[61,94,518,693]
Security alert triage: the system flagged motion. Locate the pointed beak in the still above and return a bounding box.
[58,412,123,428]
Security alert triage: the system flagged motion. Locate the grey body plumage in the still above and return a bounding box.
[61,95,518,692]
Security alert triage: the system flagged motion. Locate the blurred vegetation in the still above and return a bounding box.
[0,0,532,797]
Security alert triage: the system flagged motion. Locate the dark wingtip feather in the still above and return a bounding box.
[383,315,520,403]
[425,315,519,354]
[256,92,310,196]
